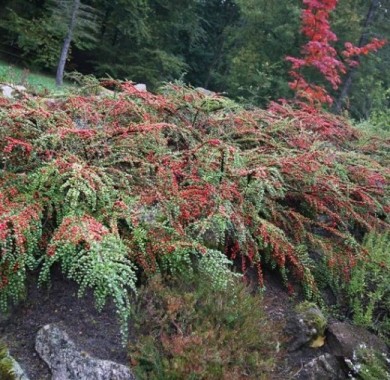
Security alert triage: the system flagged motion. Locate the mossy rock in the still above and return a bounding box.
[286,301,328,351]
[295,301,327,338]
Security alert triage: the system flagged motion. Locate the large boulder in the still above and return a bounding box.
[327,321,388,359]
[35,324,135,380]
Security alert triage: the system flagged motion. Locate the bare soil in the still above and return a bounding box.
[0,266,130,380]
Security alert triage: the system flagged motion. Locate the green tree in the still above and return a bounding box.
[56,0,81,86]
[333,0,385,114]
[90,0,198,88]
[184,0,240,90]
[87,0,153,83]
[0,1,57,68]
[333,0,390,119]
[223,0,301,105]
[51,0,100,85]
[0,0,99,77]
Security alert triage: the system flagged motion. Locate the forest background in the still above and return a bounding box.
[0,0,389,121]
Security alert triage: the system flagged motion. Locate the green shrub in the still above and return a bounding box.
[345,344,390,380]
[346,231,390,343]
[39,216,137,342]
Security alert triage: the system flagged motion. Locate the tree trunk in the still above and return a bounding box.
[333,0,380,114]
[56,0,81,87]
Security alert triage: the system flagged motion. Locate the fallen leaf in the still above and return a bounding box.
[310,335,325,348]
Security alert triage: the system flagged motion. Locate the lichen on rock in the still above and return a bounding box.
[286,301,327,351]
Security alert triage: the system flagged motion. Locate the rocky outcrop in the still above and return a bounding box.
[292,353,346,380]
[35,324,135,380]
[286,317,390,379]
[327,321,388,358]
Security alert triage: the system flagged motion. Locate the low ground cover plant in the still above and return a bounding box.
[346,344,390,380]
[0,80,389,339]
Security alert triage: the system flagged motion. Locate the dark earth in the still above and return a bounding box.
[0,266,336,380]
[0,266,131,380]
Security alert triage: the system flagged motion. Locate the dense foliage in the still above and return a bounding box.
[0,81,389,338]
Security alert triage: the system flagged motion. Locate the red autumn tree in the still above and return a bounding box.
[286,0,386,106]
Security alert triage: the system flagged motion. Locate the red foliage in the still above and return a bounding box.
[287,0,387,105]
[342,38,387,66]
[3,137,32,156]
[0,80,388,303]
[47,215,109,256]
[0,191,42,255]
[267,101,358,145]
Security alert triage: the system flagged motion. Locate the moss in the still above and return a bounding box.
[295,301,327,337]
[0,342,16,380]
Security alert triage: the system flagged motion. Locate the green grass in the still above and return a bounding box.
[0,59,73,94]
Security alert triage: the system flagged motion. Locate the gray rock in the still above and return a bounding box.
[293,354,346,380]
[1,84,14,98]
[10,356,31,380]
[195,87,215,96]
[35,324,135,380]
[134,83,147,92]
[0,84,27,98]
[327,322,388,359]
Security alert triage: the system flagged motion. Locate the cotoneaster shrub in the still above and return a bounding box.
[0,80,389,339]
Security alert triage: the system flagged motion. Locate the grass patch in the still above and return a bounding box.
[0,59,73,94]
